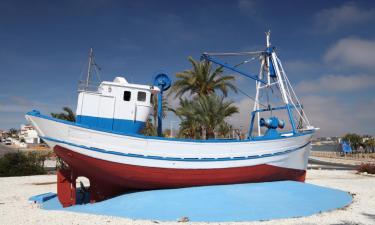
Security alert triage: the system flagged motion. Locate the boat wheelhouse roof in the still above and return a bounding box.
[100,77,160,93]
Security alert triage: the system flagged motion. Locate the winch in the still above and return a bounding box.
[260,116,285,137]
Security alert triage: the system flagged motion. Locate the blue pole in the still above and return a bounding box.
[286,104,296,134]
[202,54,267,85]
[157,90,163,136]
[153,73,171,137]
[248,111,256,139]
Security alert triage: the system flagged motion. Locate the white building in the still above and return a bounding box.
[19,124,40,145]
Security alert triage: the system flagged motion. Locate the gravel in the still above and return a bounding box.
[0,169,374,225]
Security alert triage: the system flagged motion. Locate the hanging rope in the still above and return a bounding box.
[236,87,267,108]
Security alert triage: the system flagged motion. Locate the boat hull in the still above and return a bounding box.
[54,144,307,206]
[25,111,313,206]
[55,145,306,190]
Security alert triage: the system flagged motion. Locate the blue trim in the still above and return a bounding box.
[76,115,145,134]
[29,192,57,203]
[42,135,311,162]
[26,110,314,143]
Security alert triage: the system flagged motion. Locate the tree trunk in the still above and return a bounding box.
[206,128,215,140]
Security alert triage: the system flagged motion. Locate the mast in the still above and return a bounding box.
[266,30,271,85]
[86,48,93,89]
[269,42,297,133]
[253,31,270,136]
[201,33,315,136]
[253,56,264,136]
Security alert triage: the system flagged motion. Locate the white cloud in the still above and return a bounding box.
[0,96,73,129]
[302,95,375,136]
[164,83,375,137]
[0,113,26,129]
[227,68,375,136]
[295,74,375,94]
[283,60,320,79]
[313,2,375,33]
[227,98,253,130]
[225,93,375,137]
[324,37,375,70]
[0,96,62,113]
[285,60,314,73]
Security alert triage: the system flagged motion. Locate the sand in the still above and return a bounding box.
[0,170,374,225]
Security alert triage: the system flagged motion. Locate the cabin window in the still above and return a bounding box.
[137,91,146,102]
[123,91,131,101]
[150,94,154,104]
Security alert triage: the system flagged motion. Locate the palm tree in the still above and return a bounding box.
[195,94,238,139]
[178,120,202,139]
[170,56,237,98]
[140,119,157,136]
[51,107,76,122]
[217,122,232,138]
[152,94,168,127]
[170,98,202,139]
[8,128,18,138]
[364,138,375,153]
[342,133,363,152]
[172,94,238,139]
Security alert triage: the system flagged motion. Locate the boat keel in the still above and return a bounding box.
[57,166,126,207]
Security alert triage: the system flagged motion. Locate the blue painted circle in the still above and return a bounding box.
[42,181,352,222]
[153,73,171,91]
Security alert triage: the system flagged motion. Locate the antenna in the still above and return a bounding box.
[266,30,271,48]
[81,48,102,91]
[266,30,271,85]
[86,48,93,89]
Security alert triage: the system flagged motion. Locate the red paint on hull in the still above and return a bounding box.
[54,145,306,206]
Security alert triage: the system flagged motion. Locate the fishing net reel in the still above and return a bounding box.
[260,117,285,137]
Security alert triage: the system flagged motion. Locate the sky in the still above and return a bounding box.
[0,0,374,137]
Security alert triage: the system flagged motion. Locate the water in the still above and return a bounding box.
[311,144,339,152]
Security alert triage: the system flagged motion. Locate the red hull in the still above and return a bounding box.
[54,145,306,207]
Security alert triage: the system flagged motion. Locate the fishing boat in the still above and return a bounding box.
[25,33,317,207]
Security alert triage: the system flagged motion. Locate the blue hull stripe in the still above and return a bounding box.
[76,115,145,134]
[42,136,311,162]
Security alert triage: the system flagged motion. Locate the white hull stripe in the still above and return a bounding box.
[43,136,310,162]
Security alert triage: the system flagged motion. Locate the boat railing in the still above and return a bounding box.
[77,80,101,92]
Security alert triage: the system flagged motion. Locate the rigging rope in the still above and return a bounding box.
[276,57,311,127]
[236,87,267,108]
[204,51,264,56]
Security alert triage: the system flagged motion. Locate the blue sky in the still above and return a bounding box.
[0,0,374,137]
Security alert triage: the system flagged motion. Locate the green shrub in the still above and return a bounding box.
[0,151,47,177]
[357,163,375,174]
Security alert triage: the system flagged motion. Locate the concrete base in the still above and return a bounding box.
[38,181,352,222]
